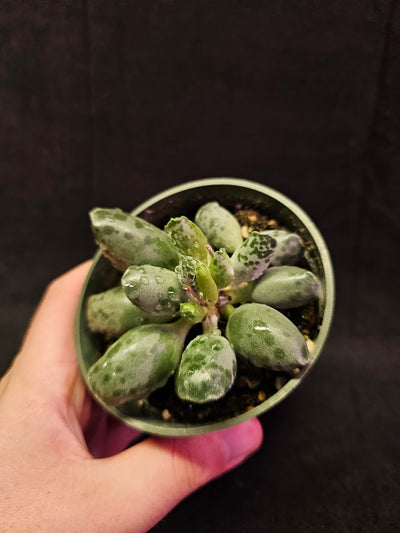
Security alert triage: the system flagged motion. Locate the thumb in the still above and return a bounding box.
[92,418,263,533]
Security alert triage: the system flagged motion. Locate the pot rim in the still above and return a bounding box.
[75,177,335,436]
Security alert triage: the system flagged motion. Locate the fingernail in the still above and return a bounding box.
[219,418,263,468]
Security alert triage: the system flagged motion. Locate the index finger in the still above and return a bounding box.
[13,261,92,387]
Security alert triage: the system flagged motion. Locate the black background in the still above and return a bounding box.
[1,2,399,532]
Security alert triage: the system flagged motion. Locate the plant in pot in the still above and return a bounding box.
[75,178,334,436]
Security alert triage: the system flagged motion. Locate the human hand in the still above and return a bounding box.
[0,262,263,533]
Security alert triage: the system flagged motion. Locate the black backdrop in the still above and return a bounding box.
[1,2,399,532]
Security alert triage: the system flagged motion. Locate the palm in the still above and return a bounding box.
[79,385,141,458]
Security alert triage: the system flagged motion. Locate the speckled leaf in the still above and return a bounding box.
[121,265,185,318]
[88,319,191,406]
[194,201,243,253]
[175,333,237,403]
[251,266,322,309]
[209,249,234,288]
[175,255,199,291]
[226,303,309,371]
[90,208,180,271]
[175,256,218,303]
[86,286,169,338]
[261,229,304,266]
[231,231,277,283]
[164,216,209,263]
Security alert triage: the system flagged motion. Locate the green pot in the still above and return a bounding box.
[75,178,335,436]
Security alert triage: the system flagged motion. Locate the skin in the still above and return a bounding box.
[0,261,263,533]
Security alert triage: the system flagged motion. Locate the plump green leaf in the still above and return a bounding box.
[231,231,277,283]
[88,319,191,406]
[164,216,209,263]
[195,201,243,253]
[261,229,304,266]
[175,333,237,403]
[226,303,309,371]
[89,208,180,271]
[209,249,234,288]
[121,265,185,318]
[175,255,199,291]
[251,266,322,309]
[175,255,218,304]
[179,302,207,324]
[86,286,169,338]
[195,263,219,304]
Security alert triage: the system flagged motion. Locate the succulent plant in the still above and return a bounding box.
[86,201,322,413]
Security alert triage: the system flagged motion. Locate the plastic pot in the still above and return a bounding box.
[75,178,335,436]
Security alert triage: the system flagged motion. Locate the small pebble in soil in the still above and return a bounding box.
[162,409,172,420]
[274,376,288,390]
[235,209,281,233]
[257,390,267,402]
